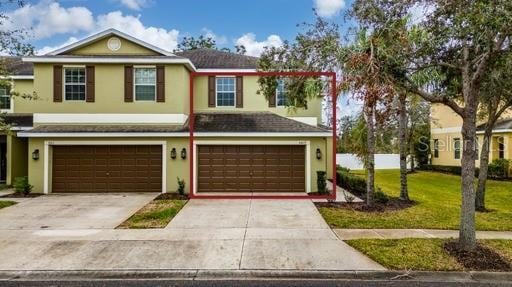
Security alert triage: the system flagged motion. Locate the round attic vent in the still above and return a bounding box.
[107,37,121,51]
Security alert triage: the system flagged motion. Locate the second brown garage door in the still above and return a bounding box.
[198,145,306,193]
[52,145,162,193]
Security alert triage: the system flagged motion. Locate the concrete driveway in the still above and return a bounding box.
[0,193,157,229]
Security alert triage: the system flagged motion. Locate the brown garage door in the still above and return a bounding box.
[198,145,305,193]
[52,145,162,193]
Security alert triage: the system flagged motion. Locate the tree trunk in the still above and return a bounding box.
[398,93,409,201]
[459,110,477,251]
[476,125,492,211]
[364,101,376,207]
[410,140,416,172]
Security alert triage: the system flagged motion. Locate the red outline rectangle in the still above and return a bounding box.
[189,71,337,201]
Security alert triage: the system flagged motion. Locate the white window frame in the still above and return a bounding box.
[0,85,13,113]
[276,79,287,107]
[133,66,157,102]
[63,66,86,102]
[454,138,461,159]
[215,76,236,108]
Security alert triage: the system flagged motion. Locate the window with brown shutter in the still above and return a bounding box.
[85,66,95,102]
[236,76,243,108]
[156,65,165,102]
[208,76,215,107]
[53,65,63,102]
[124,65,133,102]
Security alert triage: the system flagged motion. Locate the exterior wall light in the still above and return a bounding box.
[32,149,40,160]
[170,148,177,159]
[181,148,187,159]
[316,148,322,160]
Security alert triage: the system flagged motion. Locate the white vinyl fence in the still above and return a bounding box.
[337,153,405,170]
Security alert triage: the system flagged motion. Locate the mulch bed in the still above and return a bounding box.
[0,193,42,198]
[444,241,512,271]
[308,192,333,196]
[155,193,188,200]
[315,198,416,212]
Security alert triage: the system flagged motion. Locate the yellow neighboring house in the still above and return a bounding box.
[430,103,512,171]
[1,28,332,195]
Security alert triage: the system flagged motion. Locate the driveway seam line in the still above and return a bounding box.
[238,197,252,269]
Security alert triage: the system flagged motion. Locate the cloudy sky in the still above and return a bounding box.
[4,0,350,56]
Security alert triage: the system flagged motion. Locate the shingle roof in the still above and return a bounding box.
[193,112,329,133]
[477,118,512,131]
[3,113,33,127]
[27,124,187,133]
[1,57,33,75]
[175,49,258,69]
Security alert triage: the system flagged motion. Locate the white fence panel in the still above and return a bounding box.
[336,153,402,170]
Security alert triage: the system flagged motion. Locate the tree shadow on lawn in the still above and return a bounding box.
[315,197,417,212]
[444,241,512,271]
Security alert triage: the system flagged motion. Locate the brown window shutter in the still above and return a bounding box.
[236,76,243,108]
[85,66,95,102]
[53,65,62,102]
[124,65,133,102]
[268,92,276,107]
[156,65,165,102]
[208,76,216,107]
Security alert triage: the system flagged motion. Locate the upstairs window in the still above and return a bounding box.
[216,77,235,107]
[64,67,86,101]
[276,79,287,107]
[433,139,439,158]
[454,138,461,159]
[498,137,505,159]
[0,86,10,110]
[134,67,156,101]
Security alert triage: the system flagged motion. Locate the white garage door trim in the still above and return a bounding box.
[193,140,311,195]
[43,140,167,194]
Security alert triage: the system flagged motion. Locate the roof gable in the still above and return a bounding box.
[47,29,173,56]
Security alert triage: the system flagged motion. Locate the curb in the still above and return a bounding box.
[0,269,511,282]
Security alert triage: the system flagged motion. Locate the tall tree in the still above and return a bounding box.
[175,35,217,51]
[352,0,512,251]
[397,92,409,201]
[475,53,512,211]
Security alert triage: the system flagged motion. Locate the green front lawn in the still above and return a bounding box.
[0,201,16,209]
[346,238,512,271]
[118,197,187,229]
[319,170,512,230]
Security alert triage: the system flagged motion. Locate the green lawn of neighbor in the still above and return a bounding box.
[0,201,16,209]
[118,198,187,229]
[346,238,512,271]
[318,170,512,230]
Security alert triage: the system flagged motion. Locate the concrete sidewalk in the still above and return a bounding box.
[0,199,385,271]
[334,229,512,240]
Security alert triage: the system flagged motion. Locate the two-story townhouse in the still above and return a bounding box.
[2,29,333,196]
[430,103,512,173]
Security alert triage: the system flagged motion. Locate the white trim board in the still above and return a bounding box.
[33,113,189,124]
[18,132,331,138]
[196,69,257,73]
[476,129,512,134]
[287,117,318,126]
[192,140,311,195]
[46,28,175,57]
[431,127,462,134]
[43,140,167,194]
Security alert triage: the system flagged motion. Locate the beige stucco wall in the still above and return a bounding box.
[27,136,332,194]
[193,76,323,122]
[66,37,160,56]
[14,63,189,114]
[6,134,28,185]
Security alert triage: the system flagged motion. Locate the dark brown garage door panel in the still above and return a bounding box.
[52,145,162,193]
[198,145,305,193]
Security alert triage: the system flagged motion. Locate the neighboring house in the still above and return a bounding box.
[430,103,512,171]
[1,29,332,195]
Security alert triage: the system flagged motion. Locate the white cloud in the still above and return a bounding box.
[36,36,78,55]
[4,0,94,39]
[314,0,345,18]
[408,3,435,25]
[117,0,149,11]
[96,11,179,52]
[235,33,283,57]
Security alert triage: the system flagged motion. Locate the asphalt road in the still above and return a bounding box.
[0,280,509,287]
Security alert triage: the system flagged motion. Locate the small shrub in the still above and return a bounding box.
[419,164,480,177]
[374,188,389,204]
[316,171,327,194]
[177,177,185,195]
[13,176,33,196]
[336,171,367,196]
[488,159,510,179]
[337,166,351,173]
